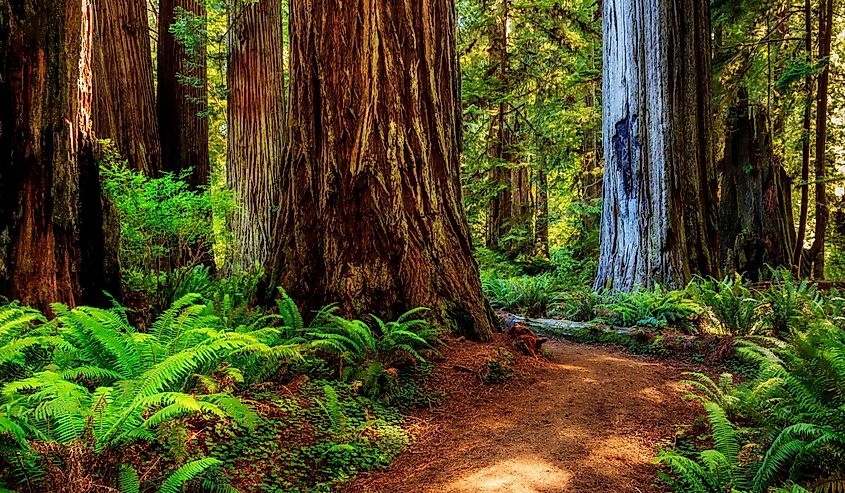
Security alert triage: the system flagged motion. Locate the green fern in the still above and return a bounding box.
[0,296,267,491]
[687,274,760,335]
[158,458,226,493]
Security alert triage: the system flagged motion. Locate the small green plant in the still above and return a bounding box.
[554,288,602,322]
[597,285,701,330]
[483,274,561,317]
[687,274,760,335]
[207,380,411,492]
[656,401,752,492]
[0,302,52,383]
[274,291,440,400]
[759,268,823,336]
[481,348,515,384]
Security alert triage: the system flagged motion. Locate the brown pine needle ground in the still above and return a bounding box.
[346,336,697,493]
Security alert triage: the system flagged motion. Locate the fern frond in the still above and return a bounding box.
[158,458,222,493]
[118,464,140,493]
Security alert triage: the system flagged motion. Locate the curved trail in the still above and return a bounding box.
[348,338,696,493]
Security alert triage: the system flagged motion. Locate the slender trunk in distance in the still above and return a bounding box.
[808,0,835,278]
[158,0,209,186]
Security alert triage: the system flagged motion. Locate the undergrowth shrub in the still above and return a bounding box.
[100,142,234,315]
[658,322,845,492]
[483,274,561,317]
[596,285,701,330]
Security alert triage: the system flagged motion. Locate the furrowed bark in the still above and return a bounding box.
[226,0,286,271]
[266,0,497,341]
[93,0,160,175]
[0,0,118,312]
[595,0,719,291]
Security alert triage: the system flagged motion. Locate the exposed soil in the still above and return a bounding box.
[346,336,697,493]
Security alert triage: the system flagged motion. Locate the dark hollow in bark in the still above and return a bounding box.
[265,0,497,341]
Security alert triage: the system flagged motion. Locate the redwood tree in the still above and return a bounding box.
[93,0,160,175]
[595,0,720,291]
[226,0,286,271]
[719,97,795,279]
[793,0,814,271]
[0,0,117,311]
[158,0,209,186]
[266,0,497,341]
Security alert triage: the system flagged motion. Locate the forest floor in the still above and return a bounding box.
[345,335,698,493]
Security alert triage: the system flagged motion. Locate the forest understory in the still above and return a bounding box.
[2,0,845,491]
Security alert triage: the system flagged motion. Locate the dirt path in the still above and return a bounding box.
[347,337,697,493]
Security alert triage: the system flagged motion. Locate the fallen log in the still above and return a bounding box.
[497,311,635,338]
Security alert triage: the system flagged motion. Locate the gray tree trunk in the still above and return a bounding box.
[595,0,719,291]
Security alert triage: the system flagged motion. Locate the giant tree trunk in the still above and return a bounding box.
[719,96,795,280]
[595,0,719,291]
[265,0,497,341]
[158,0,209,186]
[93,0,160,175]
[226,0,286,271]
[0,0,117,311]
[808,0,835,278]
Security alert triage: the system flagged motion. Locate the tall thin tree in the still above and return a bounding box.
[266,0,497,341]
[794,0,815,271]
[158,0,209,186]
[808,0,835,278]
[486,0,514,251]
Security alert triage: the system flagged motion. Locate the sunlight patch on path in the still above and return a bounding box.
[444,456,571,493]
